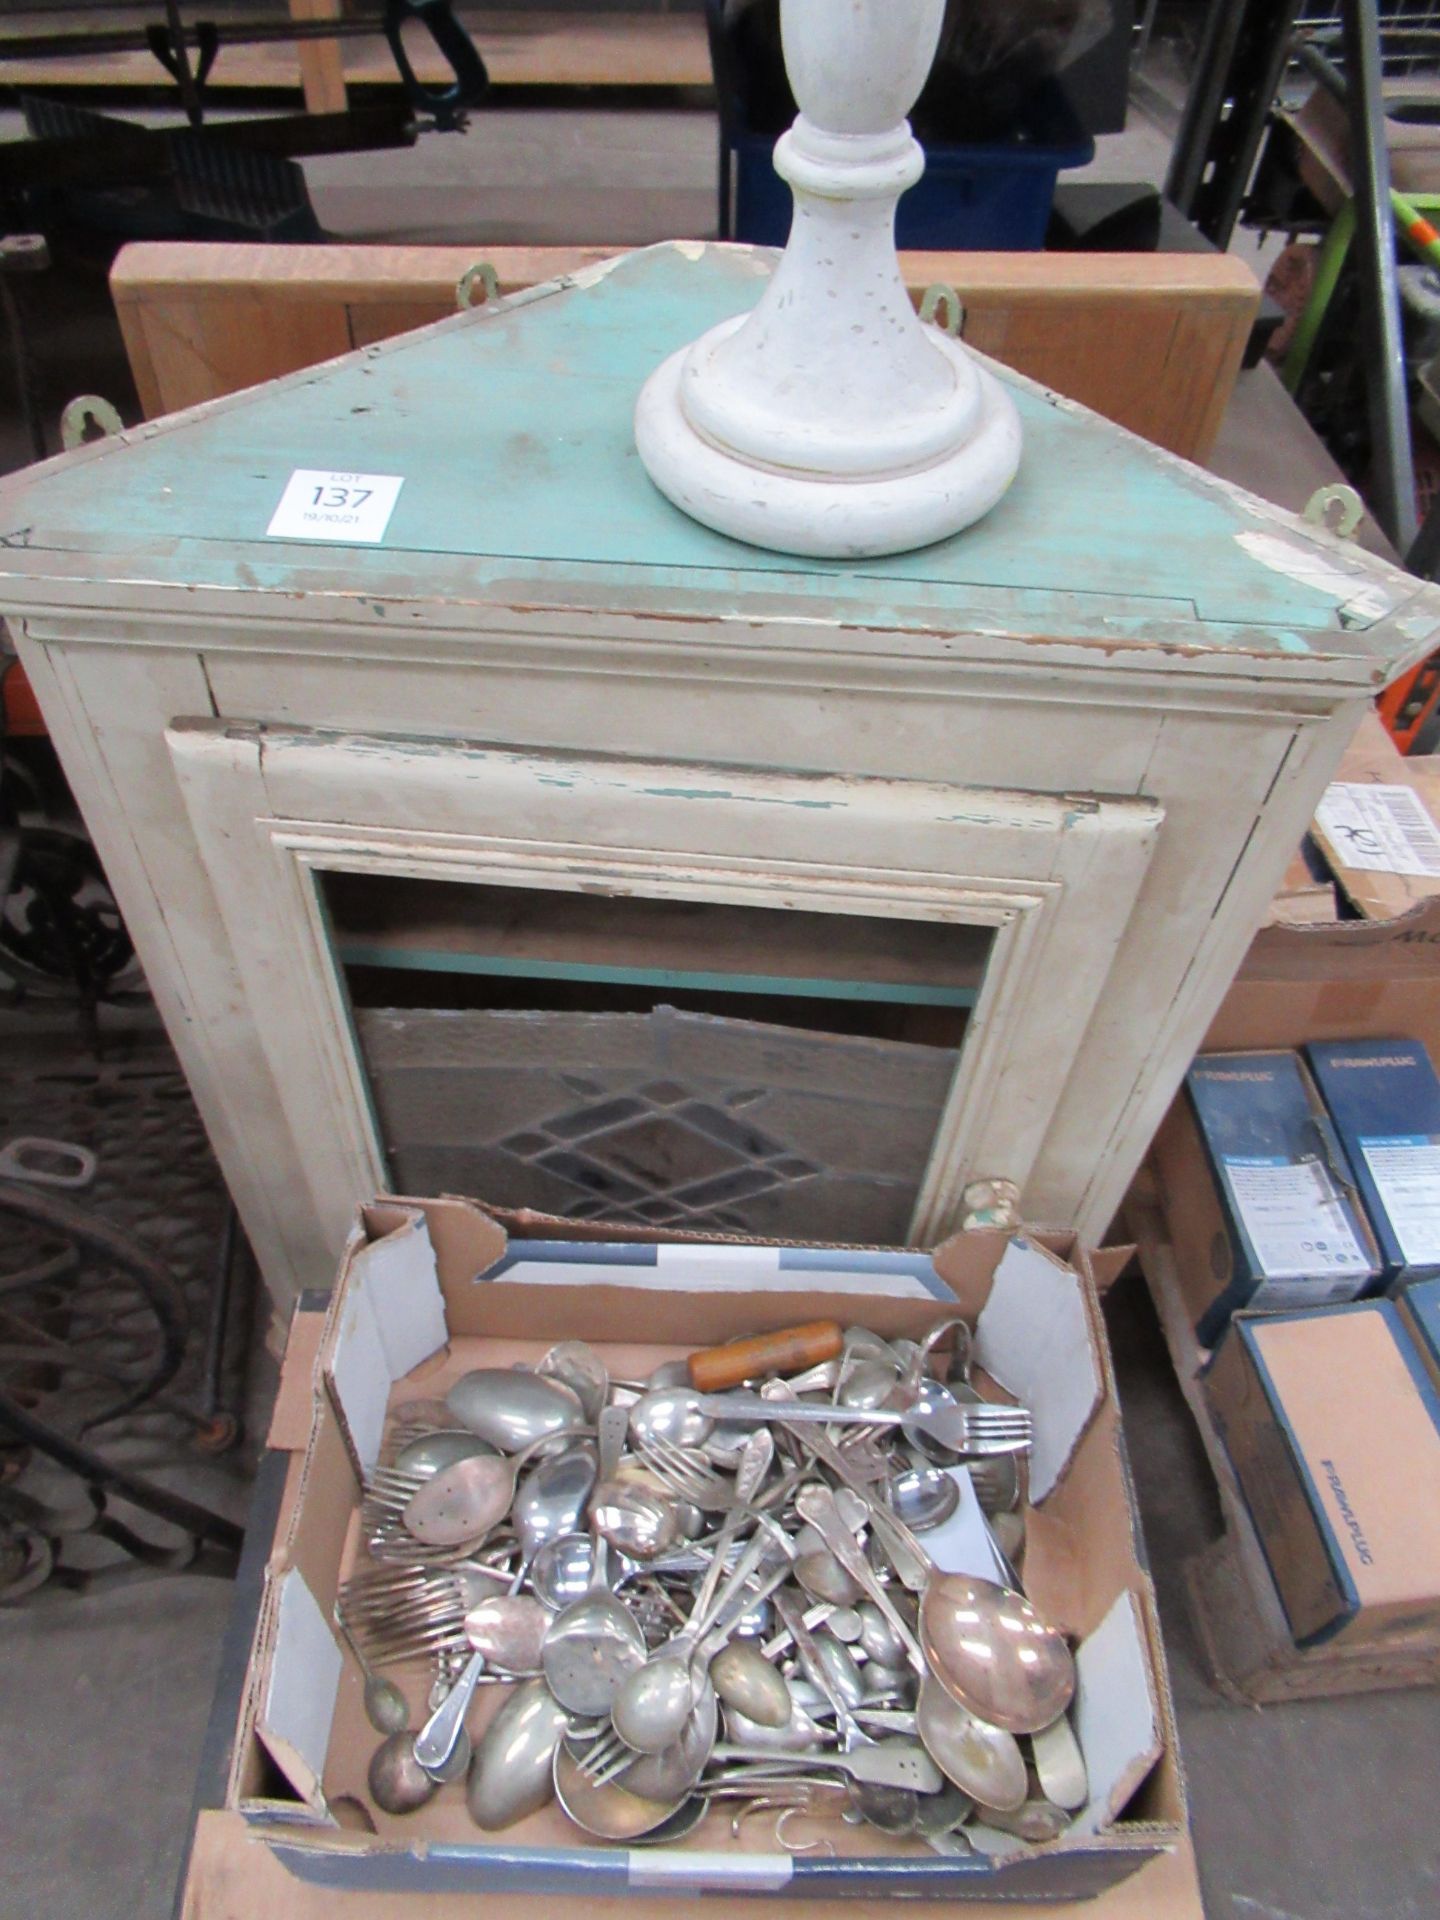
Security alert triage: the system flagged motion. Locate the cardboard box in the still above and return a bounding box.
[1152,1051,1380,1347]
[1396,1275,1440,1388]
[1310,711,1440,923]
[1305,1038,1440,1291]
[219,1195,1184,1907]
[1204,1302,1440,1647]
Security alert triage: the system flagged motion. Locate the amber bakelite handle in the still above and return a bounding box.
[688,1321,844,1392]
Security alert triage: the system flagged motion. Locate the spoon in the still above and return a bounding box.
[536,1341,609,1424]
[709,1741,942,1793]
[862,1661,912,1700]
[1031,1711,1088,1811]
[553,1742,683,1840]
[421,1725,472,1785]
[723,1693,827,1752]
[395,1429,499,1475]
[630,1795,711,1844]
[541,1407,647,1715]
[856,1601,906,1669]
[810,1630,866,1710]
[368,1729,440,1815]
[982,1796,1071,1843]
[913,1780,976,1837]
[414,1440,596,1764]
[842,1327,903,1366]
[511,1443,599,1588]
[610,1522,784,1754]
[467,1677,572,1830]
[889,1462,960,1532]
[837,1359,903,1410]
[628,1387,713,1449]
[412,1590,550,1772]
[616,1433,776,1731]
[336,1615,410,1734]
[915,1676,1028,1813]
[709,1641,792,1729]
[402,1441,546,1550]
[794,1549,863,1606]
[530,1531,598,1610]
[918,1572,1075,1734]
[773,1582,926,1831]
[591,1480,681,1563]
[618,1678,720,1800]
[825,1605,863,1643]
[446,1368,587,1453]
[793,1485,926,1678]
[888,1374,969,1464]
[646,1359,693,1389]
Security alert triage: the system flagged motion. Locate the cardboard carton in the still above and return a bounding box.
[1204,1301,1440,1647]
[1310,711,1440,922]
[1152,1051,1380,1347]
[215,1195,1185,1908]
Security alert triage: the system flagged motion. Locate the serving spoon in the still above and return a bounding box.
[918,1572,1075,1734]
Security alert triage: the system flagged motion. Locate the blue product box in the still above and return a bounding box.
[1182,1051,1381,1346]
[1305,1039,1440,1292]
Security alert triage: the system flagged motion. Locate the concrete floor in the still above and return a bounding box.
[0,55,1434,1920]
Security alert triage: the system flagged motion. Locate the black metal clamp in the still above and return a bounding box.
[383,0,489,131]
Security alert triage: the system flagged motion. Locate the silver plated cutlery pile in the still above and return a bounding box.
[336,1316,1088,1852]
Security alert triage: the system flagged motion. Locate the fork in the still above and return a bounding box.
[573,1724,635,1787]
[635,1434,749,1510]
[693,1391,1031,1458]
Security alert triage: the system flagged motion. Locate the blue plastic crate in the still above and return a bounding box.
[731,96,1094,253]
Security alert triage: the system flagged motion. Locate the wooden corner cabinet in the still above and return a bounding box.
[0,243,1434,1317]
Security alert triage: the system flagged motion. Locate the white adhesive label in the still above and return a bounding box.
[1223,1156,1369,1280]
[627,1851,793,1892]
[1359,1135,1440,1267]
[266,469,404,543]
[1315,782,1440,877]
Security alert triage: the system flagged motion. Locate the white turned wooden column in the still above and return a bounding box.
[635,0,1022,559]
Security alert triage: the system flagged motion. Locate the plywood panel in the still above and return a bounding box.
[111,242,1259,460]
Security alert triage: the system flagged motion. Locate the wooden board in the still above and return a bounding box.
[289,0,347,116]
[0,9,712,96]
[1126,1184,1440,1703]
[110,240,1259,459]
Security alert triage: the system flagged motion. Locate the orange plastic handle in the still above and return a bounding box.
[688,1321,844,1393]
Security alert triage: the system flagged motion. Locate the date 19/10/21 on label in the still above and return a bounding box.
[266,469,405,544]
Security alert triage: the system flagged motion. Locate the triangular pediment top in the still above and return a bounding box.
[0,242,1434,661]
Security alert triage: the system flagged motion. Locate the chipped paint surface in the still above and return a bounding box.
[0,243,1413,656]
[1235,530,1393,622]
[566,255,628,290]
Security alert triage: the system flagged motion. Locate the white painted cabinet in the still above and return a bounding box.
[1,244,1435,1315]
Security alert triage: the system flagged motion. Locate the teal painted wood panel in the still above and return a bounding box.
[0,244,1393,644]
